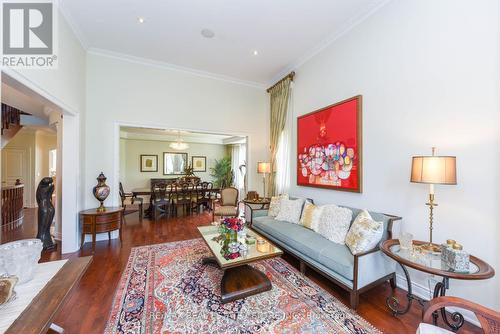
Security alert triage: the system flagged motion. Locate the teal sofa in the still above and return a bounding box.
[249,203,401,309]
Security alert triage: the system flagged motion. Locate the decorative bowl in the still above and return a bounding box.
[0,239,43,284]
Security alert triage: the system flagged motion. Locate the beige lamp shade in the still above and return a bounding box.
[410,156,457,184]
[257,162,271,174]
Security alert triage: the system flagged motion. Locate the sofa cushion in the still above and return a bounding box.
[253,216,354,280]
[316,205,352,244]
[345,210,384,255]
[299,202,322,230]
[275,198,304,224]
[268,194,288,217]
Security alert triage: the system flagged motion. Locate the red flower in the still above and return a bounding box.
[228,252,240,260]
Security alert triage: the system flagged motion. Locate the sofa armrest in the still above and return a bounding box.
[353,246,380,258]
[243,203,269,224]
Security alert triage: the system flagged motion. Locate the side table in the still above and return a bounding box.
[381,239,494,332]
[79,207,124,252]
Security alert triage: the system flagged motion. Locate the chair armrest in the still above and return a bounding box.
[423,296,500,330]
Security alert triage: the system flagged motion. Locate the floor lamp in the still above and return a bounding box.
[257,162,271,199]
[410,147,457,252]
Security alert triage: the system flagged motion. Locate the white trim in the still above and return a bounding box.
[59,0,89,50]
[88,48,266,90]
[395,273,481,328]
[269,0,393,84]
[1,68,79,116]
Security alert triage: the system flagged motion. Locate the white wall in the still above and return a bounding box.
[120,138,227,190]
[35,131,57,188]
[289,0,500,310]
[85,53,268,209]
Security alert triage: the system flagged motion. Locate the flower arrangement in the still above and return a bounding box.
[220,217,245,233]
[217,218,247,260]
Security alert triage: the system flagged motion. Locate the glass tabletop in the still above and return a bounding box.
[389,244,480,275]
[197,225,283,268]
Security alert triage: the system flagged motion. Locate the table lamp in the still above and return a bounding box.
[410,147,456,252]
[257,162,271,199]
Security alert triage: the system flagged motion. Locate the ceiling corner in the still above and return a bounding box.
[59,0,90,50]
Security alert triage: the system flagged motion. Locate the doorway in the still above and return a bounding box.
[1,70,81,253]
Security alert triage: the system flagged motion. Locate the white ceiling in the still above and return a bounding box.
[61,0,389,85]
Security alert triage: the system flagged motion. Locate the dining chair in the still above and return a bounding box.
[119,182,143,221]
[151,182,171,220]
[212,187,239,222]
[172,183,192,216]
[192,182,211,213]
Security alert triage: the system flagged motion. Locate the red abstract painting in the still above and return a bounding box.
[297,95,362,192]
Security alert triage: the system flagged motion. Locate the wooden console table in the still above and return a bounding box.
[79,207,124,252]
[3,256,92,334]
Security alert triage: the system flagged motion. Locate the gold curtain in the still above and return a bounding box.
[268,78,291,197]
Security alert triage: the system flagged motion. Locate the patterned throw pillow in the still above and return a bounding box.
[299,202,323,230]
[275,198,305,224]
[316,205,353,244]
[268,194,288,217]
[345,210,384,255]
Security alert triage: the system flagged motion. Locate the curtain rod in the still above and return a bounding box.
[266,71,295,93]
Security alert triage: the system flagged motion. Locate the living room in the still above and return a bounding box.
[0,0,498,333]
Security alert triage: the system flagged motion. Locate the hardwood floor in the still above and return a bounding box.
[2,208,481,333]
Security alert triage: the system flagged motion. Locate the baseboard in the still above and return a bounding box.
[395,273,480,328]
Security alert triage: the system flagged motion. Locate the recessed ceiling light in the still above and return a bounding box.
[253,50,259,56]
[137,17,145,23]
[201,29,215,38]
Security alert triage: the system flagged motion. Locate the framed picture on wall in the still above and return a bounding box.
[163,152,188,175]
[191,156,206,172]
[297,95,362,193]
[140,154,158,172]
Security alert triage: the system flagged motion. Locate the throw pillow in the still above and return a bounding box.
[275,198,305,224]
[268,194,288,217]
[299,202,322,231]
[316,205,353,244]
[345,210,384,255]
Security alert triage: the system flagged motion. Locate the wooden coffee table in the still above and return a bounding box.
[197,225,283,303]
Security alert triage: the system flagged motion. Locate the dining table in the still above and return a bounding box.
[131,186,220,218]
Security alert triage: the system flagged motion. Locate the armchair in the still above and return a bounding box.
[212,187,239,221]
[418,296,500,334]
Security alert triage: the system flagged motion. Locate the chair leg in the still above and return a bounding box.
[139,202,143,221]
[107,231,111,240]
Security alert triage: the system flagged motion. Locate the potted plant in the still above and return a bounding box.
[210,156,234,188]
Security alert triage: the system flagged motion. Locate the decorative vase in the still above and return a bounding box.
[0,239,43,284]
[93,172,110,212]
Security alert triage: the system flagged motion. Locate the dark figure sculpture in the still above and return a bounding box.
[36,177,56,250]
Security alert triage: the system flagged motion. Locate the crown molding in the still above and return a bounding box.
[88,48,267,90]
[269,0,393,85]
[120,131,227,145]
[59,0,89,50]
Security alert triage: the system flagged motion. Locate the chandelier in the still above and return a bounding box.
[169,131,189,150]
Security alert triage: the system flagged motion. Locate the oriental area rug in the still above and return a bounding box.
[104,238,381,334]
